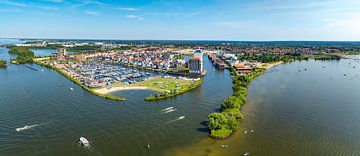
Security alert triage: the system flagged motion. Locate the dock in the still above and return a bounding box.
[25,65,39,71]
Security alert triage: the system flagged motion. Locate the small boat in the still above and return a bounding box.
[221,144,228,148]
[178,116,185,120]
[79,137,90,147]
[244,130,248,134]
[70,88,74,91]
[244,152,250,156]
[344,74,347,76]
[250,129,254,133]
[146,143,151,149]
[57,83,61,86]
[16,125,35,132]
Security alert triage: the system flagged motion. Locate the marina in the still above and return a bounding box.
[71,58,165,88]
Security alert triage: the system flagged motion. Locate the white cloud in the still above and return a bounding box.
[84,11,100,16]
[45,0,64,3]
[70,1,104,9]
[117,7,139,11]
[126,15,139,18]
[214,21,251,29]
[1,0,26,7]
[0,8,22,12]
[126,15,144,20]
[38,6,60,11]
[321,15,360,40]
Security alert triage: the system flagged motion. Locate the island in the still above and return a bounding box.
[0,60,7,68]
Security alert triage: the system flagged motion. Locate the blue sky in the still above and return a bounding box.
[0,0,360,41]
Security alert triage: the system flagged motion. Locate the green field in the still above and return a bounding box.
[107,77,202,101]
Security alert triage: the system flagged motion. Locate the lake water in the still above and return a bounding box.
[30,49,57,57]
[169,59,360,156]
[2,39,360,156]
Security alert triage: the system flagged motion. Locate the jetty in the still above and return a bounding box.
[25,65,38,71]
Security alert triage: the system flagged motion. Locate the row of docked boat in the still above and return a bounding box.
[71,61,155,84]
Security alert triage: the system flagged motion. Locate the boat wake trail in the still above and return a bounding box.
[161,107,174,112]
[166,116,185,124]
[15,123,46,132]
[162,108,177,114]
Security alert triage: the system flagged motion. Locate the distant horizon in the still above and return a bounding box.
[2,37,360,42]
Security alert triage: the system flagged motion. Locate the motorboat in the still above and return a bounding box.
[162,107,174,111]
[79,137,90,147]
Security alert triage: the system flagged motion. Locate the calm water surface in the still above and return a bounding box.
[170,59,360,156]
[30,49,57,57]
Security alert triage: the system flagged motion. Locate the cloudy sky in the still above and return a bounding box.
[1,0,360,41]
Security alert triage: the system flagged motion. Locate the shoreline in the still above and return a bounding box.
[93,86,150,94]
[34,60,126,101]
[34,58,203,101]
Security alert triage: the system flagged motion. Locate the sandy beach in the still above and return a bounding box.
[93,86,149,94]
[264,61,283,69]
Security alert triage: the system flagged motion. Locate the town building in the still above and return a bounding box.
[189,49,204,75]
[234,63,253,74]
[189,57,202,75]
[57,48,67,59]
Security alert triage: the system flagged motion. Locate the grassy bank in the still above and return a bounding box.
[34,59,125,101]
[145,78,202,101]
[208,68,266,139]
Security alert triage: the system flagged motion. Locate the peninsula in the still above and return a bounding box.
[26,42,205,101]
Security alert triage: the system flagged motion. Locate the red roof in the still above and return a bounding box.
[189,57,201,61]
[234,63,245,68]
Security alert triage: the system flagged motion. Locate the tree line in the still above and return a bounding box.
[208,68,265,139]
[9,47,34,64]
